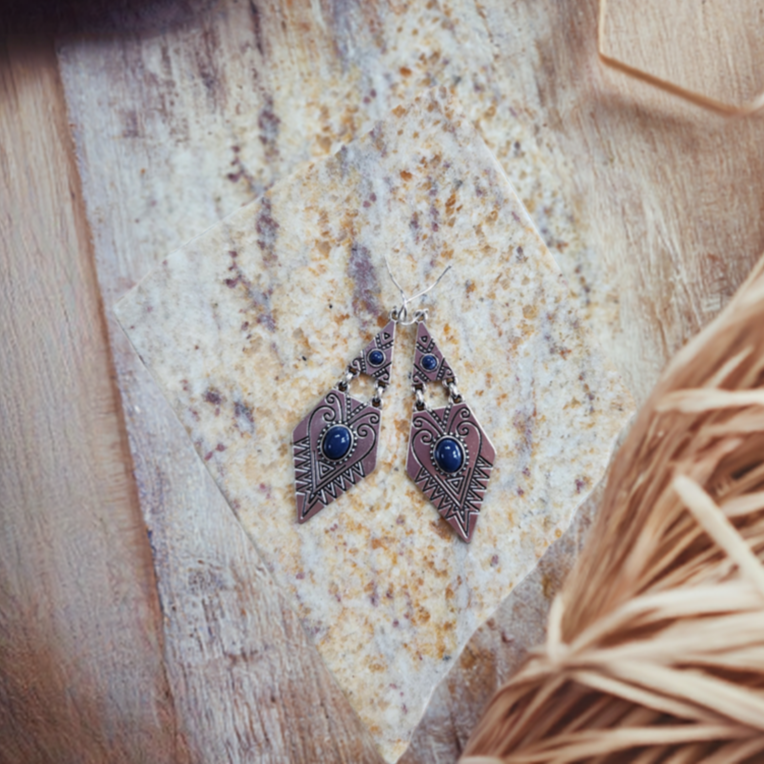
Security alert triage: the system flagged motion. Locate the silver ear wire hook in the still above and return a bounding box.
[385,255,451,325]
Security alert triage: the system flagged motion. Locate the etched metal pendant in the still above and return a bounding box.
[293,321,396,523]
[406,321,495,542]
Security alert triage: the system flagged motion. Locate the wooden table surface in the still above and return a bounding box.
[3,2,764,762]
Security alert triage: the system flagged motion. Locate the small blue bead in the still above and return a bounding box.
[368,349,385,366]
[322,425,352,460]
[434,438,463,473]
[421,354,438,372]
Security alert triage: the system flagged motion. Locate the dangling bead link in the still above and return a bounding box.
[414,384,426,411]
[337,363,388,408]
[337,365,359,392]
[444,377,463,404]
[371,381,387,408]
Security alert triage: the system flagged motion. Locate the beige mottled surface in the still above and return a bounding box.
[402,472,604,762]
[116,89,631,761]
[58,0,604,356]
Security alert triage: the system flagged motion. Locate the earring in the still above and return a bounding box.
[406,317,496,542]
[292,321,395,523]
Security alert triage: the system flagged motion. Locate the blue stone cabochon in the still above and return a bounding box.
[433,437,464,473]
[421,353,439,372]
[412,320,455,386]
[349,320,397,384]
[322,424,353,460]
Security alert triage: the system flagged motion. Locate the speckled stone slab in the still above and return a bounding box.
[116,88,632,762]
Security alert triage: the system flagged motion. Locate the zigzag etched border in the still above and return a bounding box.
[406,401,495,542]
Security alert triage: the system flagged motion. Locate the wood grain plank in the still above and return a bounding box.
[528,0,764,401]
[0,35,184,764]
[601,0,764,108]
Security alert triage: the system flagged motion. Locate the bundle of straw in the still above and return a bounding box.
[461,256,764,763]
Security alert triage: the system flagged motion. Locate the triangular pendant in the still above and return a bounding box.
[350,320,397,384]
[412,320,455,385]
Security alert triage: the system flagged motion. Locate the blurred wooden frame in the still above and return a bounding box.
[599,0,764,116]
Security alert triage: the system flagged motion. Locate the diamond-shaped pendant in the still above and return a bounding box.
[406,321,495,542]
[406,402,495,542]
[293,322,395,523]
[293,390,382,523]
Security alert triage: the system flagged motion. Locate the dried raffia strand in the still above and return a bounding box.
[460,252,764,762]
[597,0,764,117]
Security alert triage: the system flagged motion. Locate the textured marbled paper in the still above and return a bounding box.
[116,89,632,762]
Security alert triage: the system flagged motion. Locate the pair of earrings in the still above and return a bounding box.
[292,270,495,543]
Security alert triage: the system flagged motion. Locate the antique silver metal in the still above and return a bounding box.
[445,380,463,404]
[406,320,495,542]
[337,366,358,391]
[293,389,382,523]
[411,319,456,387]
[293,321,396,522]
[371,381,386,408]
[349,320,397,384]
